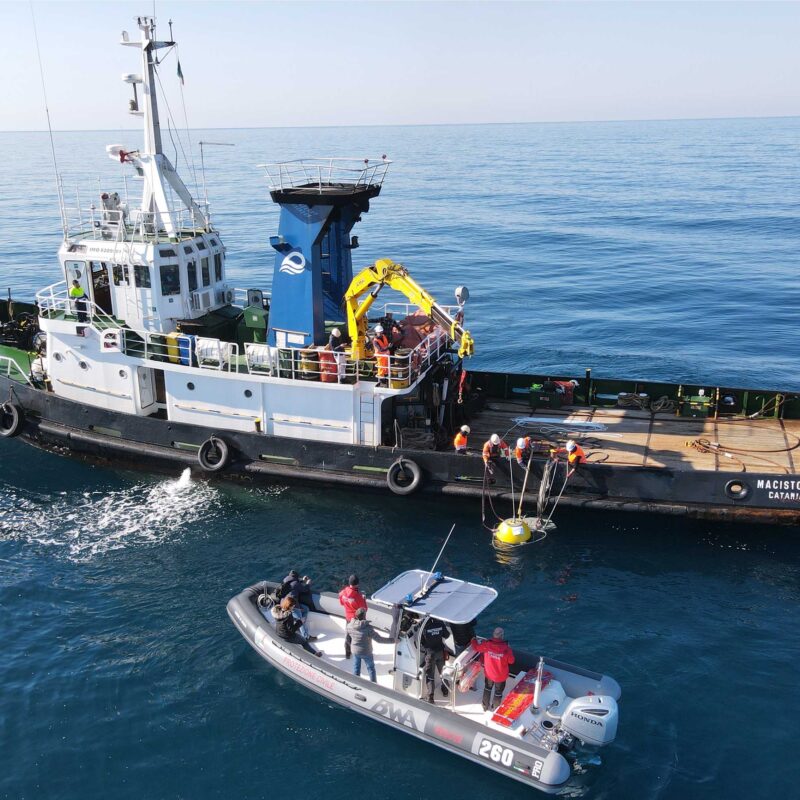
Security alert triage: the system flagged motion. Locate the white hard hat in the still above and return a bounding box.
[516,437,526,449]
[374,324,384,334]
[490,433,500,446]
[566,440,577,452]
[461,425,470,434]
[331,327,341,337]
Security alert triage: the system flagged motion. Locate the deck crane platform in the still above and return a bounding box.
[344,258,475,360]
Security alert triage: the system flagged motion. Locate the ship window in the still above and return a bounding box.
[244,389,252,398]
[197,241,207,251]
[214,253,222,281]
[201,257,210,287]
[160,263,181,296]
[159,248,177,258]
[79,361,88,370]
[183,246,194,255]
[133,265,152,289]
[112,264,129,286]
[187,382,195,391]
[187,261,198,292]
[210,237,219,247]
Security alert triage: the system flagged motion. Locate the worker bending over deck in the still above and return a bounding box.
[482,433,510,474]
[551,439,587,476]
[453,425,470,454]
[515,436,535,466]
[372,324,392,387]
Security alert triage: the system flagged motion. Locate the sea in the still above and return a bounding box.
[0,118,799,800]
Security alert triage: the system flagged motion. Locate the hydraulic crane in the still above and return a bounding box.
[344,258,475,360]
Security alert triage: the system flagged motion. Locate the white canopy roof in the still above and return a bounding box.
[371,570,497,624]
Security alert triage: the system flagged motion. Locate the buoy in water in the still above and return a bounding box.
[494,517,532,545]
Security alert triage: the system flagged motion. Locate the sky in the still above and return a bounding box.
[1,0,798,131]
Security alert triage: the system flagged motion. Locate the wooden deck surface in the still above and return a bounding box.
[469,400,800,475]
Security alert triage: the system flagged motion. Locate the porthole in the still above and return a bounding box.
[119,370,127,378]
[79,361,88,370]
[187,382,195,391]
[53,353,63,362]
[244,389,252,398]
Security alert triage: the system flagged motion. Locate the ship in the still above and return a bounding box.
[2,16,799,526]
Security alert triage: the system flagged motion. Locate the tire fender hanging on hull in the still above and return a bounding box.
[386,458,423,495]
[197,436,230,472]
[0,402,23,438]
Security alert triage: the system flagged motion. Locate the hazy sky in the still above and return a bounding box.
[2,0,798,131]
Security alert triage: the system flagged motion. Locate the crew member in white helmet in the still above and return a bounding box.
[372,324,391,386]
[328,327,347,381]
[453,424,470,454]
[482,433,509,473]
[551,439,587,477]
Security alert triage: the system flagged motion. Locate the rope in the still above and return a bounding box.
[617,393,675,413]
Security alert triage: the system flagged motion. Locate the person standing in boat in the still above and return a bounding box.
[472,627,515,711]
[339,574,367,659]
[271,596,321,656]
[551,439,587,477]
[347,607,392,682]
[69,280,89,323]
[453,425,470,454]
[372,324,391,387]
[328,327,348,382]
[419,616,453,703]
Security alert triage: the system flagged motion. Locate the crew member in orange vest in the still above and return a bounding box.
[453,425,470,454]
[515,436,534,466]
[372,323,391,385]
[482,433,509,473]
[551,439,587,476]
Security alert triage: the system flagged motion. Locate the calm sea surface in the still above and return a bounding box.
[1,119,799,800]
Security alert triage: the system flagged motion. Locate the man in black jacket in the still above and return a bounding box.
[419,617,453,703]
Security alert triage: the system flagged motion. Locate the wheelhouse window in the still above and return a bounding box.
[201,257,210,287]
[112,264,129,286]
[197,240,207,251]
[160,263,181,296]
[133,265,152,288]
[214,253,223,282]
[187,261,198,293]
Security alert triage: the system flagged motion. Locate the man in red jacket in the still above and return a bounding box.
[472,627,515,711]
[339,574,367,659]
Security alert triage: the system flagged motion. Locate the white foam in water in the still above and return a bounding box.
[0,469,218,561]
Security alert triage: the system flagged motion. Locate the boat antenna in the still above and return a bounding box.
[423,523,456,591]
[199,141,235,217]
[29,1,67,240]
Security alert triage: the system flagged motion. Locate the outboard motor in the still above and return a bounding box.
[560,695,619,747]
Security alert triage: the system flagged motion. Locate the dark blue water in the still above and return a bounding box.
[1,119,799,799]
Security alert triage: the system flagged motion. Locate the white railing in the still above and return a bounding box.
[260,157,391,194]
[0,355,34,386]
[36,281,122,330]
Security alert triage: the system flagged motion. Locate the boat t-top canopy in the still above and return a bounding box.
[371,570,497,624]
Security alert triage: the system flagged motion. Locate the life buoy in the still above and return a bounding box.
[724,479,750,501]
[0,403,23,438]
[197,436,230,472]
[386,458,423,496]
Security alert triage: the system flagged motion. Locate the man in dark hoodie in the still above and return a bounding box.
[346,607,392,682]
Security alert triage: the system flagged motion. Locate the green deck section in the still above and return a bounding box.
[0,344,35,383]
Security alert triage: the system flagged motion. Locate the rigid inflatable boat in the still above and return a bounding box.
[227,570,621,792]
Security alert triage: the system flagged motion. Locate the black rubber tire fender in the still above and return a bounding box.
[0,402,23,438]
[386,458,423,496]
[724,479,751,502]
[197,436,230,472]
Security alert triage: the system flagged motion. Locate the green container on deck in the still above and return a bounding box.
[243,305,268,344]
[680,395,713,418]
[530,389,562,410]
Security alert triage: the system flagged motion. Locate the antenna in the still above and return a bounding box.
[30,3,67,240]
[199,141,235,216]
[423,523,456,591]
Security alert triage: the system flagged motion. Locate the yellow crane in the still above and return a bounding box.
[344,258,475,360]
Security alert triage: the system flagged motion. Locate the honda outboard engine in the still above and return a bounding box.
[560,695,619,746]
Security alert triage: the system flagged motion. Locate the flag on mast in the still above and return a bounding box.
[177,60,185,86]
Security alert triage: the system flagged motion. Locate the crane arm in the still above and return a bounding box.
[343,258,475,360]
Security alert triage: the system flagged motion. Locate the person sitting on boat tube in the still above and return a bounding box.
[271,596,321,657]
[372,324,392,386]
[347,607,393,683]
[550,439,587,476]
[453,424,470,454]
[339,574,368,659]
[471,628,515,712]
[482,433,510,473]
[420,616,454,704]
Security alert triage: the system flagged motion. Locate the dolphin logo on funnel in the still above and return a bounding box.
[280,251,306,275]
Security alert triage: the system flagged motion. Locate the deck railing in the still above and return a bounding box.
[36,281,122,331]
[0,355,34,386]
[260,157,391,194]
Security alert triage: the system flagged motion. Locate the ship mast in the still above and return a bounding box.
[119,16,206,235]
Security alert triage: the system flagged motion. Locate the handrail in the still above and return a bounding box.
[0,355,34,386]
[36,281,122,330]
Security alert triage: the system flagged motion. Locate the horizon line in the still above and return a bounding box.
[1,113,798,135]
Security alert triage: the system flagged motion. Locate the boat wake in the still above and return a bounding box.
[0,468,218,561]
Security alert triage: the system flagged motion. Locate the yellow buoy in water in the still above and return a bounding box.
[494,517,532,545]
